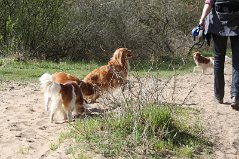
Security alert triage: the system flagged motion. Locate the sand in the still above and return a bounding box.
[0,63,239,159]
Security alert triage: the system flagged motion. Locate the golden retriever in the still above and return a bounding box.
[83,48,133,102]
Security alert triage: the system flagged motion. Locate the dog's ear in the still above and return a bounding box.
[113,49,123,65]
[192,51,200,56]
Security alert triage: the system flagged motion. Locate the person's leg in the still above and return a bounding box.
[230,35,239,106]
[212,34,227,102]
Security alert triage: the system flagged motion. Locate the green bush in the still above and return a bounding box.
[0,0,204,61]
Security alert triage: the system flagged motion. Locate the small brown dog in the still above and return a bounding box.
[83,48,133,102]
[192,52,214,74]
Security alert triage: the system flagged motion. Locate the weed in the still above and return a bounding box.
[50,143,59,151]
[50,132,69,151]
[17,146,30,155]
[69,104,212,158]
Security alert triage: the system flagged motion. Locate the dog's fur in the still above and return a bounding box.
[39,73,90,123]
[83,48,133,102]
[192,52,214,74]
[52,72,96,102]
[52,72,81,85]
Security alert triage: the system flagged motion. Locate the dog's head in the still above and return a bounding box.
[192,52,201,60]
[112,48,132,66]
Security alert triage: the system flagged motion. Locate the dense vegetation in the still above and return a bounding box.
[0,0,203,62]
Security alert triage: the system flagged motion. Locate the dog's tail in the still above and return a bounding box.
[39,73,61,95]
[39,73,53,91]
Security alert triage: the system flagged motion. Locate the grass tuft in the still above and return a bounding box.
[68,104,212,158]
[50,132,69,151]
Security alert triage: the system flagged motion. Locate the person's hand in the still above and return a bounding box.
[199,19,205,26]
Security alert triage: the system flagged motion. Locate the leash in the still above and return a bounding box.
[187,24,206,55]
[180,73,203,105]
[187,40,205,55]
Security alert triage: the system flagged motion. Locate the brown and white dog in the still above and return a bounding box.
[52,72,97,103]
[39,73,91,123]
[192,52,214,74]
[83,48,133,102]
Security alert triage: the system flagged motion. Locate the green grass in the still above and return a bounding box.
[202,48,232,57]
[0,56,196,82]
[0,58,100,82]
[68,104,212,158]
[50,132,70,151]
[0,48,232,82]
[65,146,90,159]
[49,132,90,158]
[129,55,196,78]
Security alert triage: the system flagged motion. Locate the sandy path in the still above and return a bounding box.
[0,63,239,158]
[158,63,239,159]
[0,82,71,159]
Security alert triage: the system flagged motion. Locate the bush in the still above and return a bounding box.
[0,0,204,61]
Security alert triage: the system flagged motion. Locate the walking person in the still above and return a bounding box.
[199,0,239,109]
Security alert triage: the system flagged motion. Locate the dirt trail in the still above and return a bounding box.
[158,63,239,159]
[1,63,239,159]
[0,82,72,159]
